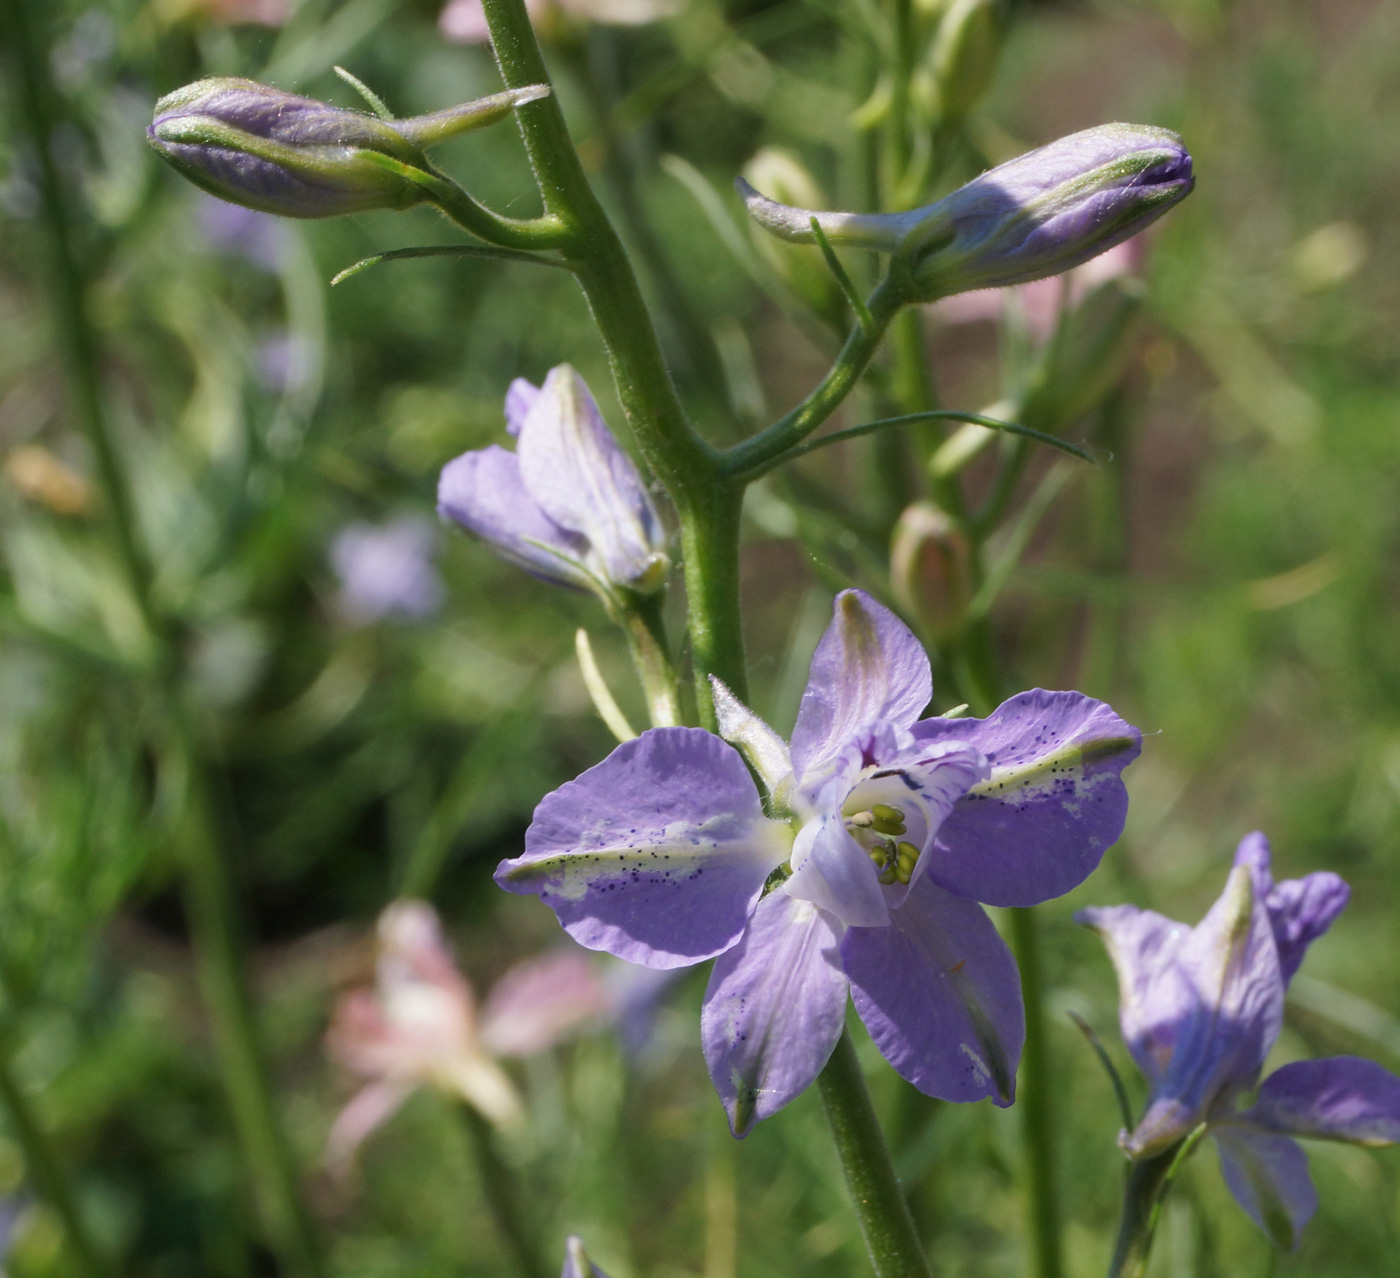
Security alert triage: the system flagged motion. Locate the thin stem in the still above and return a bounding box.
[619,592,682,728]
[816,1029,933,1278]
[459,1103,551,1278]
[723,278,904,478]
[2,7,322,1271]
[0,1056,114,1278]
[1105,1142,1184,1278]
[1009,907,1064,1278]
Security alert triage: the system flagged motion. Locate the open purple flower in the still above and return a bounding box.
[498,590,1139,1134]
[1078,834,1400,1249]
[438,364,669,601]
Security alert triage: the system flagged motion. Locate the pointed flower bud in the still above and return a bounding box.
[927,0,1002,124]
[738,123,1193,301]
[890,502,972,641]
[147,77,549,218]
[560,1236,612,1278]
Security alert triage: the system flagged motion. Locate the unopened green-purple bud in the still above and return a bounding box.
[147,77,549,219]
[738,123,1193,301]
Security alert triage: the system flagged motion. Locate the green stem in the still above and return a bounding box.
[2,7,322,1271]
[817,1030,933,1278]
[0,1056,114,1278]
[1105,1144,1181,1278]
[460,1103,550,1278]
[724,279,904,479]
[619,591,682,727]
[1009,907,1064,1278]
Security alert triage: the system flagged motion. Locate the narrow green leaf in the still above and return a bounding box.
[330,244,574,286]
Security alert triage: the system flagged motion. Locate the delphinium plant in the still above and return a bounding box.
[2,0,1399,1274]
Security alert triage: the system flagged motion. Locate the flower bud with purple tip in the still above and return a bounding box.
[147,77,549,219]
[738,123,1193,301]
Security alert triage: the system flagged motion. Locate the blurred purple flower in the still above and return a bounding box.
[560,1235,612,1278]
[738,123,1192,301]
[499,589,1140,1134]
[330,517,443,624]
[1079,834,1400,1249]
[325,901,610,1175]
[437,364,669,599]
[195,192,286,271]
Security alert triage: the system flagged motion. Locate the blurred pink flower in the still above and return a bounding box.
[324,901,608,1175]
[931,234,1145,342]
[439,0,678,43]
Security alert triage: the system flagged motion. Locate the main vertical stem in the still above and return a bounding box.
[1009,907,1064,1278]
[3,7,321,1272]
[817,1031,933,1278]
[1105,1145,1180,1278]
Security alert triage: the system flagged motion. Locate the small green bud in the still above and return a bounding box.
[890,502,973,640]
[927,0,1002,124]
[147,77,548,219]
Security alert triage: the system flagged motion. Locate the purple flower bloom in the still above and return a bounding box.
[738,123,1193,301]
[1079,834,1400,1249]
[438,364,669,599]
[148,77,549,219]
[330,517,443,623]
[498,590,1139,1134]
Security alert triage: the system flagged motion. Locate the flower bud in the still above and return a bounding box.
[927,0,1002,124]
[741,148,842,324]
[889,502,972,640]
[738,123,1193,301]
[148,77,548,218]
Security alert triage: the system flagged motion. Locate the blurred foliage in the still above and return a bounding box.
[1,0,1399,1273]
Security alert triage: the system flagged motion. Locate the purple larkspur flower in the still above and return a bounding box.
[437,364,669,599]
[560,1236,611,1278]
[330,517,443,623]
[1079,834,1400,1249]
[498,590,1140,1134]
[738,123,1192,301]
[148,77,549,219]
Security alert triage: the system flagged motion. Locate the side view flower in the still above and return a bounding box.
[498,589,1139,1134]
[1079,833,1400,1249]
[738,123,1193,300]
[324,900,608,1174]
[437,363,670,600]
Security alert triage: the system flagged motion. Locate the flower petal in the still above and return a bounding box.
[504,377,540,437]
[789,590,933,782]
[1212,1126,1316,1250]
[912,689,1140,906]
[324,1079,414,1177]
[497,728,790,968]
[1074,904,1188,1086]
[786,814,890,928]
[515,365,667,591]
[437,444,590,588]
[710,675,793,802]
[1233,832,1349,986]
[1121,866,1283,1156]
[479,949,610,1057]
[1238,1057,1400,1147]
[842,876,1022,1104]
[701,889,848,1137]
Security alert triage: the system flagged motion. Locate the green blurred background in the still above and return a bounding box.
[1,0,1399,1273]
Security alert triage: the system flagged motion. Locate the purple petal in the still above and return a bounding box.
[701,889,848,1137]
[1119,866,1283,1157]
[1212,1126,1316,1250]
[515,365,666,590]
[497,728,790,968]
[1233,832,1349,985]
[842,876,1023,1104]
[785,815,890,928]
[504,377,540,437]
[1074,904,1187,1086]
[437,445,590,588]
[789,591,933,782]
[912,690,1140,906]
[1239,1057,1400,1147]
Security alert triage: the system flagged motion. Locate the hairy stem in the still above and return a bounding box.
[817,1030,933,1278]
